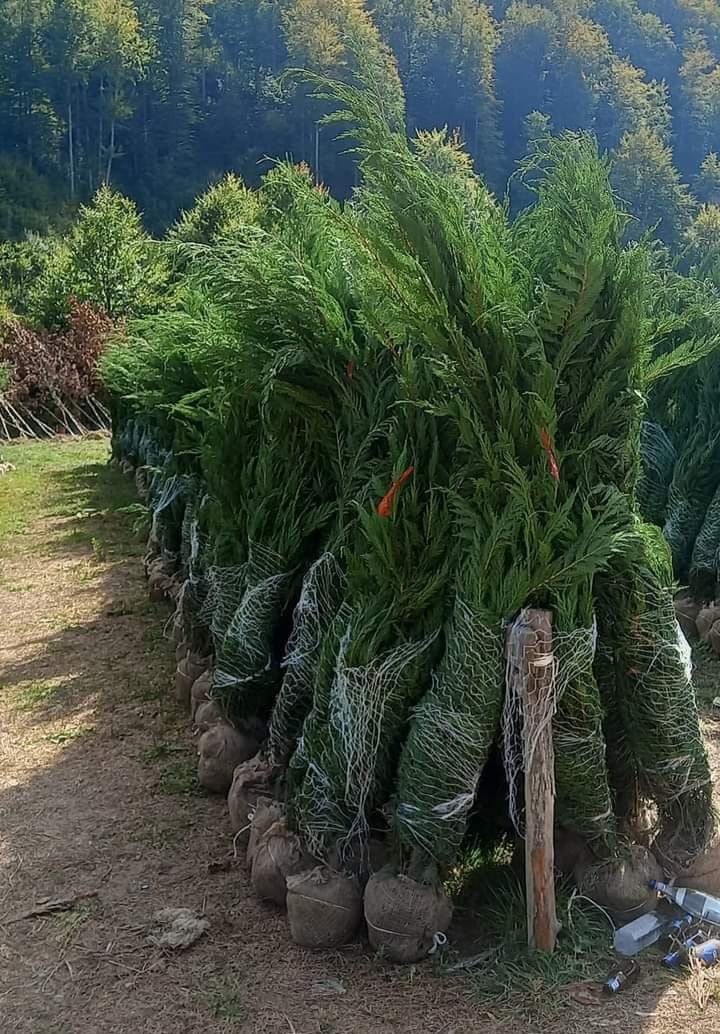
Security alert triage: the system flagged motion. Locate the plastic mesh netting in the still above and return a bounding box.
[198,560,245,638]
[394,599,504,865]
[295,619,436,867]
[148,472,186,559]
[503,611,616,849]
[213,541,291,719]
[268,553,346,768]
[616,587,713,852]
[637,422,676,525]
[690,482,720,585]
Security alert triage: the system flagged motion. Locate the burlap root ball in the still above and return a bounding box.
[662,836,720,898]
[197,722,260,794]
[575,844,662,922]
[186,651,213,685]
[707,620,720,656]
[195,698,224,733]
[364,870,453,964]
[190,670,214,720]
[171,611,186,647]
[696,604,720,641]
[675,594,701,642]
[143,533,162,576]
[175,659,195,708]
[287,866,362,949]
[148,568,173,602]
[247,798,284,868]
[167,575,185,602]
[251,819,308,907]
[227,756,275,842]
[554,828,593,876]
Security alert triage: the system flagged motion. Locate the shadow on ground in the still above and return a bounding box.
[1,451,168,731]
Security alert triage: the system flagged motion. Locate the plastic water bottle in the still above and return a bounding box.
[650,882,720,926]
[662,930,707,970]
[614,911,686,957]
[604,959,641,994]
[691,939,720,968]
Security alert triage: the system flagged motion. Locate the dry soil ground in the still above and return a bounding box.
[1,437,720,1034]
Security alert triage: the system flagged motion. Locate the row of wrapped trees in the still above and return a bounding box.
[102,71,715,955]
[638,271,720,600]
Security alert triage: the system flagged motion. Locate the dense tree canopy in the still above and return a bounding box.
[3,1,720,243]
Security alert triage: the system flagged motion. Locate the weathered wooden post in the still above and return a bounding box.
[520,608,560,953]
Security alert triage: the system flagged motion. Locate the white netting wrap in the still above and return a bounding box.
[180,492,199,570]
[185,523,205,592]
[137,427,153,466]
[174,500,213,631]
[116,420,133,457]
[616,589,713,848]
[393,599,504,865]
[638,421,676,525]
[291,602,353,775]
[268,553,346,768]
[297,621,437,866]
[503,610,615,844]
[214,574,288,688]
[690,481,720,579]
[213,541,291,718]
[149,473,185,547]
[198,563,248,647]
[145,439,162,470]
[128,420,140,457]
[663,490,699,576]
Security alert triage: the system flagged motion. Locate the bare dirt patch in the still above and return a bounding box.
[0,439,719,1033]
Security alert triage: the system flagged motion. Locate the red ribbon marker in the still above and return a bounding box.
[378,466,415,518]
[540,427,560,483]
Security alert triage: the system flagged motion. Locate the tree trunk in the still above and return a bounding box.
[106,116,116,184]
[98,77,105,187]
[83,84,93,194]
[68,98,76,198]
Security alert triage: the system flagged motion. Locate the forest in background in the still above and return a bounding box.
[3,0,720,251]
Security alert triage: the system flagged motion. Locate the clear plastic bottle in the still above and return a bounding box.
[604,959,641,994]
[614,911,686,957]
[662,930,707,970]
[650,881,720,926]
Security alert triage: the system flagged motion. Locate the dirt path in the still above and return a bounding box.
[1,438,719,1034]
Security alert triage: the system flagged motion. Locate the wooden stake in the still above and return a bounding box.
[521,608,560,953]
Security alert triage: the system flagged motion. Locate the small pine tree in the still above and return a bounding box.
[683,203,720,276]
[695,153,720,205]
[612,127,695,246]
[170,173,262,246]
[35,186,168,325]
